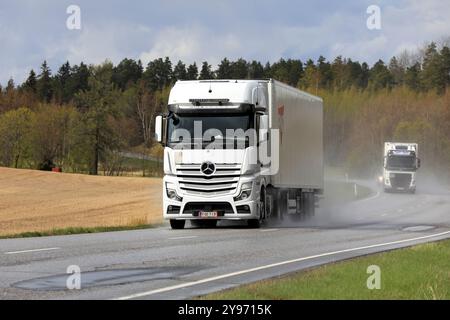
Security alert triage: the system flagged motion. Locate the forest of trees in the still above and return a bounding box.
[0,41,449,180]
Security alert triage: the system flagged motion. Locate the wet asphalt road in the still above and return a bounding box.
[1,182,449,300]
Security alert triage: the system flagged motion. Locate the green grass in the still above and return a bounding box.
[0,224,161,239]
[203,239,450,300]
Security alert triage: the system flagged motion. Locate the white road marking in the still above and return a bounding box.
[168,236,198,240]
[115,230,450,300]
[260,229,279,233]
[4,247,60,255]
[357,191,381,203]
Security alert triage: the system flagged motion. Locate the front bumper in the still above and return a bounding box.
[162,176,260,220]
[383,172,416,192]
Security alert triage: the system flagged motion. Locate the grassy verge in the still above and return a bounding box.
[0,223,162,239]
[203,239,450,300]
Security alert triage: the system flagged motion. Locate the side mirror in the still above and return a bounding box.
[258,114,269,143]
[155,115,163,143]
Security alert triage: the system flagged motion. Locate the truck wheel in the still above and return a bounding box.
[170,220,186,230]
[279,190,288,220]
[260,187,267,221]
[304,193,315,217]
[248,219,261,228]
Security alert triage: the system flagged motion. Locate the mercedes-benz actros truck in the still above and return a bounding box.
[155,79,323,229]
[383,142,420,193]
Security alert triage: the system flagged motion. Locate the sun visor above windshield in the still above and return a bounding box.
[168,80,269,106]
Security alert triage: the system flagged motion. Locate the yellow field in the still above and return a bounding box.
[0,167,163,236]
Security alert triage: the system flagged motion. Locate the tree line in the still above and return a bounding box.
[0,41,449,180]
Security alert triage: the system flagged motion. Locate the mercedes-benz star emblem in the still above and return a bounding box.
[201,161,216,176]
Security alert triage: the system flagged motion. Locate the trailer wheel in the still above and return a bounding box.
[279,190,288,220]
[304,193,315,217]
[170,220,186,230]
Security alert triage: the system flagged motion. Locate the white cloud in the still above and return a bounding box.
[139,25,242,67]
[46,24,153,67]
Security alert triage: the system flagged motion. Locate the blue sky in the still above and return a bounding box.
[1,0,449,85]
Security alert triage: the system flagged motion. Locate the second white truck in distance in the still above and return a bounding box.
[155,79,324,229]
[383,142,421,193]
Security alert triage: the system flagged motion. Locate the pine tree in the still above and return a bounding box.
[248,61,265,79]
[388,57,405,86]
[440,46,450,87]
[112,58,143,90]
[405,62,421,91]
[37,61,53,102]
[54,62,71,103]
[369,60,394,90]
[24,70,37,93]
[6,78,15,93]
[317,56,332,89]
[144,57,173,90]
[173,60,187,81]
[216,58,233,79]
[199,61,214,80]
[420,42,446,93]
[230,58,249,79]
[187,63,199,80]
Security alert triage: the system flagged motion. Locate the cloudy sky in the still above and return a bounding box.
[0,0,449,85]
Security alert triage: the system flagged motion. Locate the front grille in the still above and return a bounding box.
[391,173,412,188]
[183,202,234,215]
[176,164,241,196]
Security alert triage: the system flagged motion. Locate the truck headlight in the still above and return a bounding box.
[234,182,253,202]
[166,182,182,202]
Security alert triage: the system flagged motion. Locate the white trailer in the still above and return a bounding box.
[383,142,420,193]
[155,79,324,229]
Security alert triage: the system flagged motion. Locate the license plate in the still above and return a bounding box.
[199,211,218,218]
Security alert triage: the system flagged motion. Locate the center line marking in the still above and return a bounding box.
[115,230,450,300]
[4,247,60,255]
[260,229,279,232]
[168,236,198,240]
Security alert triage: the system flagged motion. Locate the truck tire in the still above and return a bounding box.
[248,187,266,229]
[260,187,267,221]
[279,190,288,220]
[304,193,315,217]
[170,220,186,230]
[248,219,261,228]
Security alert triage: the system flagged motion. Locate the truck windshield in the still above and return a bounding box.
[167,113,254,149]
[386,155,416,170]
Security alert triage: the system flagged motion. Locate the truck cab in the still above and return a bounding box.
[383,142,420,193]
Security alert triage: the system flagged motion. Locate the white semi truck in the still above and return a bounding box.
[383,142,420,193]
[155,79,324,229]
